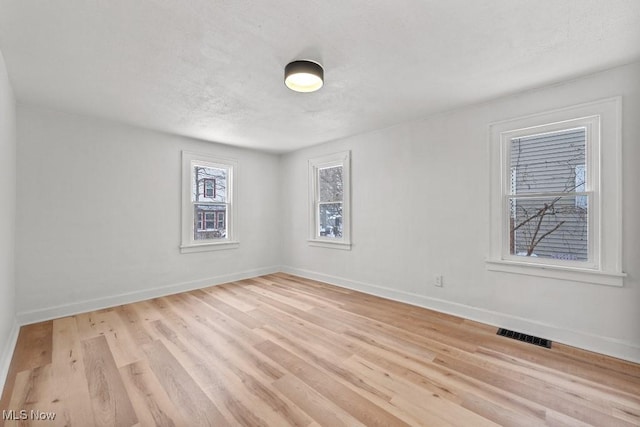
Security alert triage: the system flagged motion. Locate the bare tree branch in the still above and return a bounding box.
[531,220,566,254]
[512,197,561,232]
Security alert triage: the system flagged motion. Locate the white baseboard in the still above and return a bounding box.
[0,319,20,394]
[281,266,640,364]
[16,266,281,325]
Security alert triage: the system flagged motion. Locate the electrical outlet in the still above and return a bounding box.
[435,275,443,287]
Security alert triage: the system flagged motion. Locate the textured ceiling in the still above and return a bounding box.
[0,1,639,152]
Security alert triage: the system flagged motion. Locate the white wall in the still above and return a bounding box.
[15,106,281,322]
[0,50,18,390]
[281,61,640,363]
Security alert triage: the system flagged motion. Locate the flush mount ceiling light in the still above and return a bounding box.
[284,60,324,93]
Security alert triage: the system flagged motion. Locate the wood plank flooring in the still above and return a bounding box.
[1,273,639,426]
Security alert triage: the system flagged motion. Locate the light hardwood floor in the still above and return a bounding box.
[1,273,639,426]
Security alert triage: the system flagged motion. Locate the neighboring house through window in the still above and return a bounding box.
[181,151,238,253]
[509,128,588,261]
[488,98,624,286]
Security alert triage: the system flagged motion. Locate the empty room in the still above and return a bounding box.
[1,1,639,426]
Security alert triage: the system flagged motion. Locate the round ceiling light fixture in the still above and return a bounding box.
[284,60,324,93]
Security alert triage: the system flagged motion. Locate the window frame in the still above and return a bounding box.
[308,151,351,250]
[180,151,238,253]
[203,178,216,198]
[487,98,625,287]
[205,212,216,230]
[216,211,225,230]
[198,211,218,231]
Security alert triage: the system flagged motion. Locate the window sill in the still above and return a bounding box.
[308,239,352,251]
[180,241,239,254]
[486,259,625,287]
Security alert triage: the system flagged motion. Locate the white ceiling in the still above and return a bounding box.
[0,1,639,153]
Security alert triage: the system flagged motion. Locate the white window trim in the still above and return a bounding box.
[487,97,625,287]
[180,151,238,254]
[308,151,351,250]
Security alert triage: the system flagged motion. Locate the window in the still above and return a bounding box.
[196,211,223,232]
[488,98,624,286]
[575,165,587,209]
[203,178,216,198]
[217,212,225,229]
[181,151,238,253]
[309,151,351,249]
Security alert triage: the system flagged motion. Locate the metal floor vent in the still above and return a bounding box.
[497,328,552,348]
